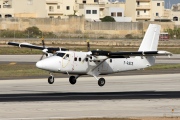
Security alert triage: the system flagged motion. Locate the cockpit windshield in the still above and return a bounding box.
[56,53,65,57]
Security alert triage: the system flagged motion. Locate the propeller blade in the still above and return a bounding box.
[40,53,44,60]
[87,40,90,51]
[41,37,45,48]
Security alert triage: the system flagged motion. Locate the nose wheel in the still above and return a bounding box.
[98,78,105,87]
[69,76,77,85]
[48,76,54,84]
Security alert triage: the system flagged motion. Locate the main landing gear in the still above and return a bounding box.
[69,76,76,85]
[69,75,80,85]
[98,78,105,87]
[47,74,105,87]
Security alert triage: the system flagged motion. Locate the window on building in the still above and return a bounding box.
[85,58,88,62]
[173,16,178,21]
[66,6,70,10]
[157,3,160,6]
[79,58,81,61]
[111,12,116,17]
[0,14,1,18]
[156,13,159,16]
[137,11,140,15]
[57,5,60,9]
[92,10,97,14]
[27,0,33,5]
[94,0,98,2]
[137,1,140,6]
[117,12,122,17]
[0,5,1,8]
[86,10,91,14]
[83,0,86,3]
[144,10,146,13]
[49,6,54,12]
[5,14,12,18]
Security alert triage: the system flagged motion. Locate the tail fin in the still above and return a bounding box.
[138,24,161,51]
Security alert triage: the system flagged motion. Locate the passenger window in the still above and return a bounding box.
[79,58,81,61]
[110,59,112,63]
[74,57,77,61]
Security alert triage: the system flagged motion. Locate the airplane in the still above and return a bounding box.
[8,24,172,87]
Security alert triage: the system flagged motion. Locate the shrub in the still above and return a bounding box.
[100,16,115,22]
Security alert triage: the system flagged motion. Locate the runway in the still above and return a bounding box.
[0,54,180,64]
[0,74,180,119]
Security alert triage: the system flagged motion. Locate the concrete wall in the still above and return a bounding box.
[0,17,175,38]
[0,16,84,33]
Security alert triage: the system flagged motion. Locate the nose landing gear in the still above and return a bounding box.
[48,75,54,84]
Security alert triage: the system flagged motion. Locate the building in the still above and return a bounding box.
[125,0,171,22]
[171,3,180,25]
[0,0,48,18]
[46,0,75,18]
[104,2,131,22]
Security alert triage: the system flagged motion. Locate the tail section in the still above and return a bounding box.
[138,24,161,51]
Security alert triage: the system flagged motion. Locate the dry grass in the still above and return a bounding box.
[1,46,180,54]
[0,63,180,79]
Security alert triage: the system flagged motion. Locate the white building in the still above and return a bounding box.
[105,7,131,22]
[84,5,100,21]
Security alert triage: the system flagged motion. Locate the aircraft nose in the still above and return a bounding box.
[36,61,43,69]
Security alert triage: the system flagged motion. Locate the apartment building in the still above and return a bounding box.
[0,0,14,18]
[46,0,75,18]
[0,0,48,18]
[171,3,180,25]
[125,0,171,22]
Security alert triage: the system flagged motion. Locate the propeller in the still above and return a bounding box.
[40,37,47,60]
[87,40,90,51]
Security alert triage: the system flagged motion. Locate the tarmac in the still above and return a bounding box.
[0,74,180,119]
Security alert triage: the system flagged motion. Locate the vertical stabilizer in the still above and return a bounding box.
[138,24,161,51]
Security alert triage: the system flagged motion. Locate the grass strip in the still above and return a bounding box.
[0,63,180,79]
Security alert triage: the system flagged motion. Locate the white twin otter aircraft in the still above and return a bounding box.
[8,24,172,87]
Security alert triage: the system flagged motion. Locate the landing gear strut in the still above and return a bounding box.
[69,76,76,85]
[98,78,105,87]
[48,75,54,84]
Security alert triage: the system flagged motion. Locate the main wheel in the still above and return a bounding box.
[98,78,105,87]
[69,76,76,85]
[48,76,54,84]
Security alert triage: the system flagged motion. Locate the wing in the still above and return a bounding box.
[8,42,68,53]
[91,50,172,60]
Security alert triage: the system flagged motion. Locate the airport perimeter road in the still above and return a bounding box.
[0,54,180,64]
[0,74,180,119]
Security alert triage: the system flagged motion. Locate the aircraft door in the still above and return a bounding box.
[62,54,70,69]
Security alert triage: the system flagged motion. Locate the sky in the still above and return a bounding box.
[110,0,180,9]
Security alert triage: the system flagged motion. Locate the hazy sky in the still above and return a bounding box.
[112,0,180,8]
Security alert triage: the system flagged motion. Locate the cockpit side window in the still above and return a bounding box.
[56,53,65,57]
[64,54,69,59]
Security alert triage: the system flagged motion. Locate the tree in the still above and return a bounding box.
[25,26,41,35]
[100,16,116,22]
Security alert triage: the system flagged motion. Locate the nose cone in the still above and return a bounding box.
[36,56,61,72]
[36,61,43,69]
